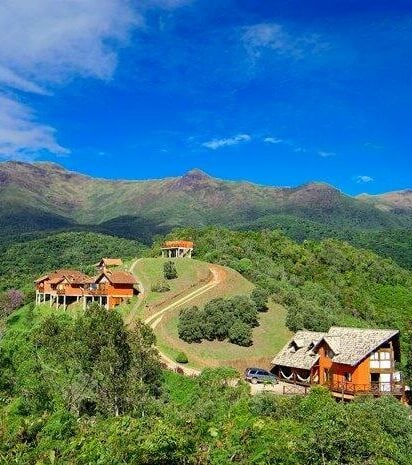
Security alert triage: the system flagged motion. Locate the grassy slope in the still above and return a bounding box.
[131,257,292,371]
[131,258,211,320]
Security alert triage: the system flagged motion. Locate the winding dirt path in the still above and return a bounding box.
[129,261,226,376]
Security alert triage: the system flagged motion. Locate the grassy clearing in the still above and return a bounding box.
[157,300,292,372]
[131,258,210,319]
[130,257,291,372]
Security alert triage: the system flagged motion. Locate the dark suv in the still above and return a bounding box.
[244,367,278,384]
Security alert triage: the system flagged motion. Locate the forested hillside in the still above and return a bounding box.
[160,228,412,378]
[0,232,146,291]
[0,304,411,464]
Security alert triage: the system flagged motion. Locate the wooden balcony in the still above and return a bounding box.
[327,381,404,397]
[55,285,109,296]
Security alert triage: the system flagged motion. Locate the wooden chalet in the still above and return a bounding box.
[271,327,404,399]
[161,240,194,258]
[35,267,137,310]
[83,270,136,309]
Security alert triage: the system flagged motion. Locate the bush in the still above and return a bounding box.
[177,306,203,343]
[0,289,24,318]
[251,287,270,312]
[228,320,252,346]
[151,280,170,293]
[175,352,188,364]
[164,261,178,280]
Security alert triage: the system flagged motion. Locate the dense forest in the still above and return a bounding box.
[0,303,411,464]
[0,231,146,292]
[160,227,412,380]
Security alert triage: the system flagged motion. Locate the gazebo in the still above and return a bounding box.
[161,240,194,258]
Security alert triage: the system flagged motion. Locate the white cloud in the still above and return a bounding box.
[0,0,141,89]
[0,95,70,159]
[318,150,335,158]
[0,0,187,159]
[242,23,329,60]
[202,134,251,150]
[355,175,374,184]
[264,137,283,144]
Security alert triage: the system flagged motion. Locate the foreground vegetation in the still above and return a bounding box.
[0,303,411,465]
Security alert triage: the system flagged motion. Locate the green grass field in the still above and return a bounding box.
[131,257,292,372]
[157,300,291,372]
[130,257,210,320]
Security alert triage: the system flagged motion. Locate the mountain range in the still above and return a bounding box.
[1,161,410,233]
[1,161,411,269]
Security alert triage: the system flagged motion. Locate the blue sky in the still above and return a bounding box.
[0,0,411,194]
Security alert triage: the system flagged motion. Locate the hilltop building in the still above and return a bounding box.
[35,266,137,310]
[271,326,404,399]
[161,240,194,258]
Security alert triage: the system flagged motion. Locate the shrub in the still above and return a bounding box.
[228,320,252,346]
[164,261,178,280]
[251,287,270,312]
[151,280,170,293]
[0,289,24,318]
[177,306,203,342]
[175,352,188,364]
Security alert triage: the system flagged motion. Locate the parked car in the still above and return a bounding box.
[244,367,278,384]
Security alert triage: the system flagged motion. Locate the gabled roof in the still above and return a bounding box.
[318,327,399,366]
[95,270,136,285]
[272,326,400,370]
[271,330,325,370]
[35,269,89,285]
[98,258,123,267]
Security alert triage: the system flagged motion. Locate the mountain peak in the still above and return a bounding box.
[183,168,211,180]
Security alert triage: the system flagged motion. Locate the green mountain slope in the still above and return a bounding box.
[1,161,411,268]
[1,161,410,230]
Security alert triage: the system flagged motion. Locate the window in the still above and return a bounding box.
[344,372,352,382]
[326,348,334,359]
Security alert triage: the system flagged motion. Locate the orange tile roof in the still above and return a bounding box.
[100,258,123,267]
[96,270,137,285]
[162,240,194,249]
[36,269,90,285]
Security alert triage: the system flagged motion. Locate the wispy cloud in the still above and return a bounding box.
[264,137,283,144]
[318,150,335,158]
[242,23,329,60]
[0,0,187,160]
[0,95,70,159]
[202,134,251,150]
[364,142,383,150]
[354,175,374,184]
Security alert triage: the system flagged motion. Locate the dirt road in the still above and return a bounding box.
[142,264,226,376]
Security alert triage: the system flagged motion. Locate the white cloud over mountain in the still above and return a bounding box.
[202,134,251,150]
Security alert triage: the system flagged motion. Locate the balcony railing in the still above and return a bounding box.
[55,285,109,296]
[327,381,404,397]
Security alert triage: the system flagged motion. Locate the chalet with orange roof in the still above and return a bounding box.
[161,240,194,258]
[35,266,137,310]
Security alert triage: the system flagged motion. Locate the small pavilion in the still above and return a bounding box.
[161,240,194,258]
